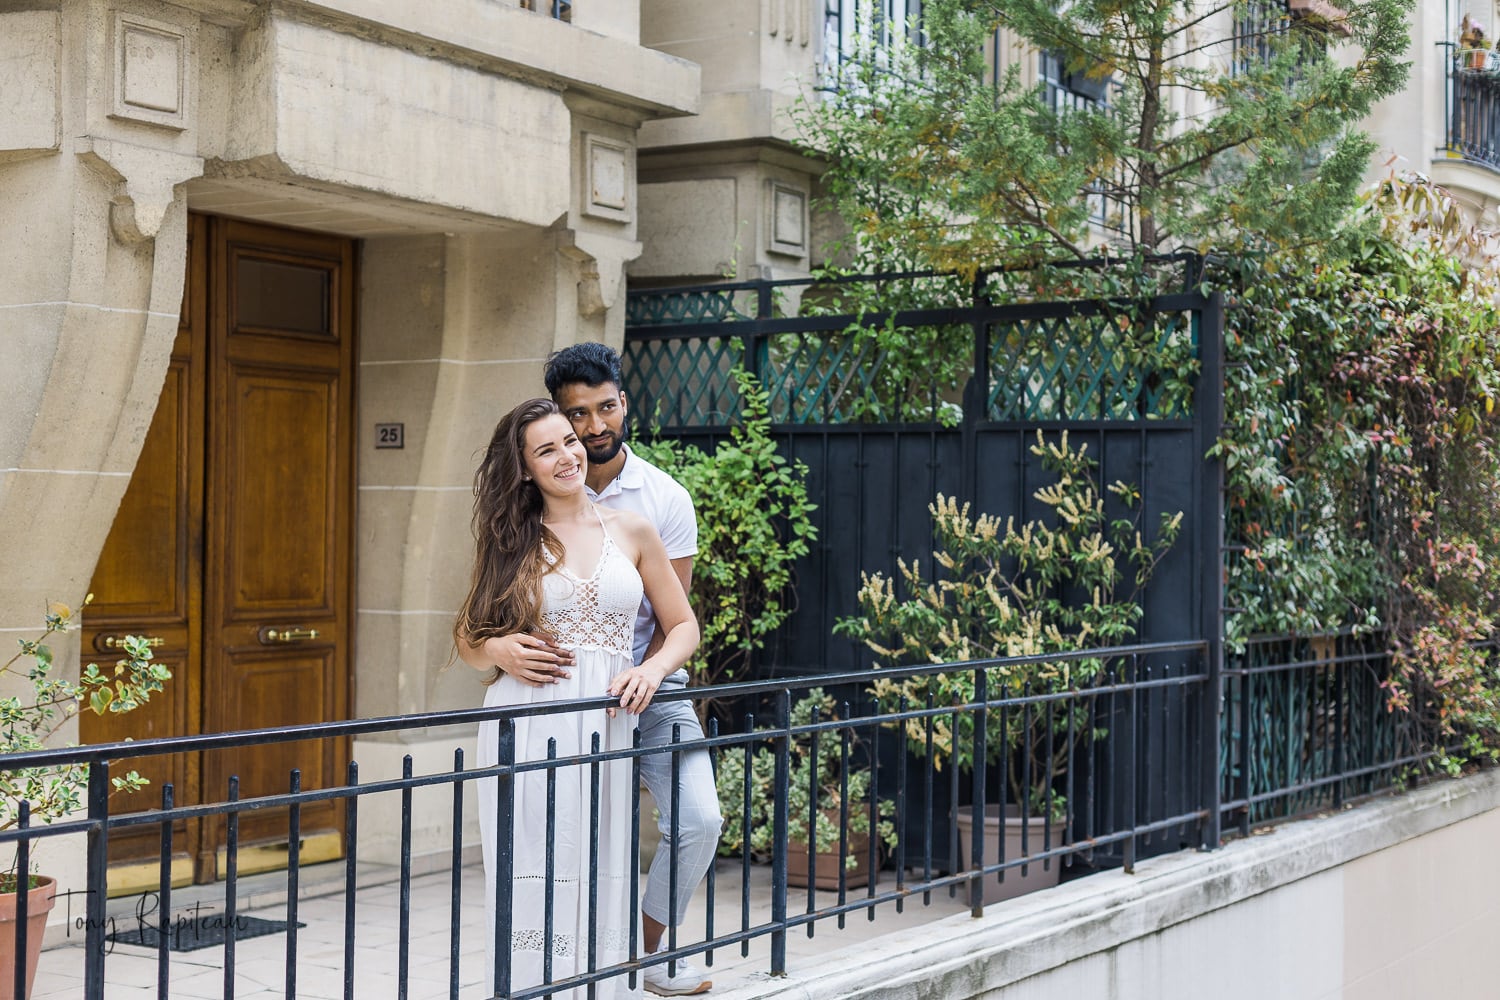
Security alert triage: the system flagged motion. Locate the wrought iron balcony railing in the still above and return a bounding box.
[1449,53,1500,171]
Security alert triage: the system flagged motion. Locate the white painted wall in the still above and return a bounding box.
[714,768,1500,1000]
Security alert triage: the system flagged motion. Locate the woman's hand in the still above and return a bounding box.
[607,662,670,716]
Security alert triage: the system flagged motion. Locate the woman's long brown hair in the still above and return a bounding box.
[454,398,567,684]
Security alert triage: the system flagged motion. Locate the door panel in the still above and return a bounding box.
[224,373,336,614]
[203,218,354,870]
[88,366,192,617]
[81,215,206,890]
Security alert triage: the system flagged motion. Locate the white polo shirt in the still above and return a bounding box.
[586,444,698,667]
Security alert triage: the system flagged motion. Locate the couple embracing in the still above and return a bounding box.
[455,343,721,999]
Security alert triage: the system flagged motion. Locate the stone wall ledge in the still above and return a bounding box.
[719,766,1500,999]
[1428,159,1500,220]
[273,0,701,120]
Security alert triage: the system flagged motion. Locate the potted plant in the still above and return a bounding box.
[715,689,897,889]
[1461,14,1490,71]
[836,431,1181,903]
[0,597,169,998]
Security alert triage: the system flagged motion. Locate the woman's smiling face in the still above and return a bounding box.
[522,413,588,498]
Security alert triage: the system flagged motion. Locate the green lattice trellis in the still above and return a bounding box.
[625,289,751,326]
[762,330,958,424]
[988,310,1198,421]
[625,336,745,428]
[626,291,1203,427]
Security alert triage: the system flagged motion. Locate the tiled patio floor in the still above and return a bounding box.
[34,858,973,998]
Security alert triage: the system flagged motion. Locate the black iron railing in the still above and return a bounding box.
[9,641,1216,999]
[1449,55,1500,170]
[5,633,1484,997]
[1221,632,1495,832]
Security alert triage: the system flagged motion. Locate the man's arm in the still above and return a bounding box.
[455,631,575,685]
[643,555,693,661]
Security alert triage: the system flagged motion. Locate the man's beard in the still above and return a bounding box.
[583,423,629,466]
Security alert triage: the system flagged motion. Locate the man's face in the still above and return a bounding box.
[555,381,628,466]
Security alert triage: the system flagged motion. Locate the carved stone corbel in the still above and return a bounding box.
[556,229,642,319]
[77,137,202,245]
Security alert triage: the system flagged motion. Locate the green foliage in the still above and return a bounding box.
[633,369,818,707]
[1216,174,1500,754]
[1,596,171,844]
[835,431,1180,811]
[714,689,898,861]
[796,0,1413,273]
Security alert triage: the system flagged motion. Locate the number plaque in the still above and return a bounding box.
[374,423,405,449]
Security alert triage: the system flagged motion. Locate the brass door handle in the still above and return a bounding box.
[101,635,166,650]
[260,626,321,644]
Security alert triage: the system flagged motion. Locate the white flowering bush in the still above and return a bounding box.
[836,431,1181,816]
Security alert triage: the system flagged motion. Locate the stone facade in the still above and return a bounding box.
[0,2,695,652]
[1369,1,1500,224]
[0,0,695,882]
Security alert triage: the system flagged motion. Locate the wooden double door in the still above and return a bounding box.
[82,215,355,887]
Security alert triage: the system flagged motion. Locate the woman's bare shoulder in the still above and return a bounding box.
[598,506,658,545]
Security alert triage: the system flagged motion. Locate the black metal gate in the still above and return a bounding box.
[624,273,1225,859]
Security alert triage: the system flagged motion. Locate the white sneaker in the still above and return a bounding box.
[642,949,711,996]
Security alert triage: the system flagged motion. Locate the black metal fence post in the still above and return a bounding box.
[969,668,988,916]
[159,783,175,997]
[963,273,991,502]
[342,762,359,1000]
[493,723,516,999]
[1198,290,1225,850]
[285,771,300,1000]
[770,688,791,976]
[13,801,29,1000]
[224,775,240,1000]
[84,760,109,1000]
[399,755,414,1000]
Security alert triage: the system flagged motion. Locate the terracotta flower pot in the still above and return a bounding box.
[0,876,58,1000]
[786,830,877,890]
[954,805,1063,904]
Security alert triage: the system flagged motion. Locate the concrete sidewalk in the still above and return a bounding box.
[32,857,972,998]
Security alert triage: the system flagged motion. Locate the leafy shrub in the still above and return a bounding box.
[1,597,169,875]
[1212,179,1500,755]
[633,370,818,711]
[1214,175,1500,757]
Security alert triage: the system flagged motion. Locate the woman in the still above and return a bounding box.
[456,398,699,1000]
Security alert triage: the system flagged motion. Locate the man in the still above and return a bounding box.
[464,342,721,997]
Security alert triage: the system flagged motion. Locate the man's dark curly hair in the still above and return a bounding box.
[543,342,623,398]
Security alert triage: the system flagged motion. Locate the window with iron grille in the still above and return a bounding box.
[1038,51,1122,233]
[1232,0,1342,77]
[1233,0,1283,75]
[821,0,926,86]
